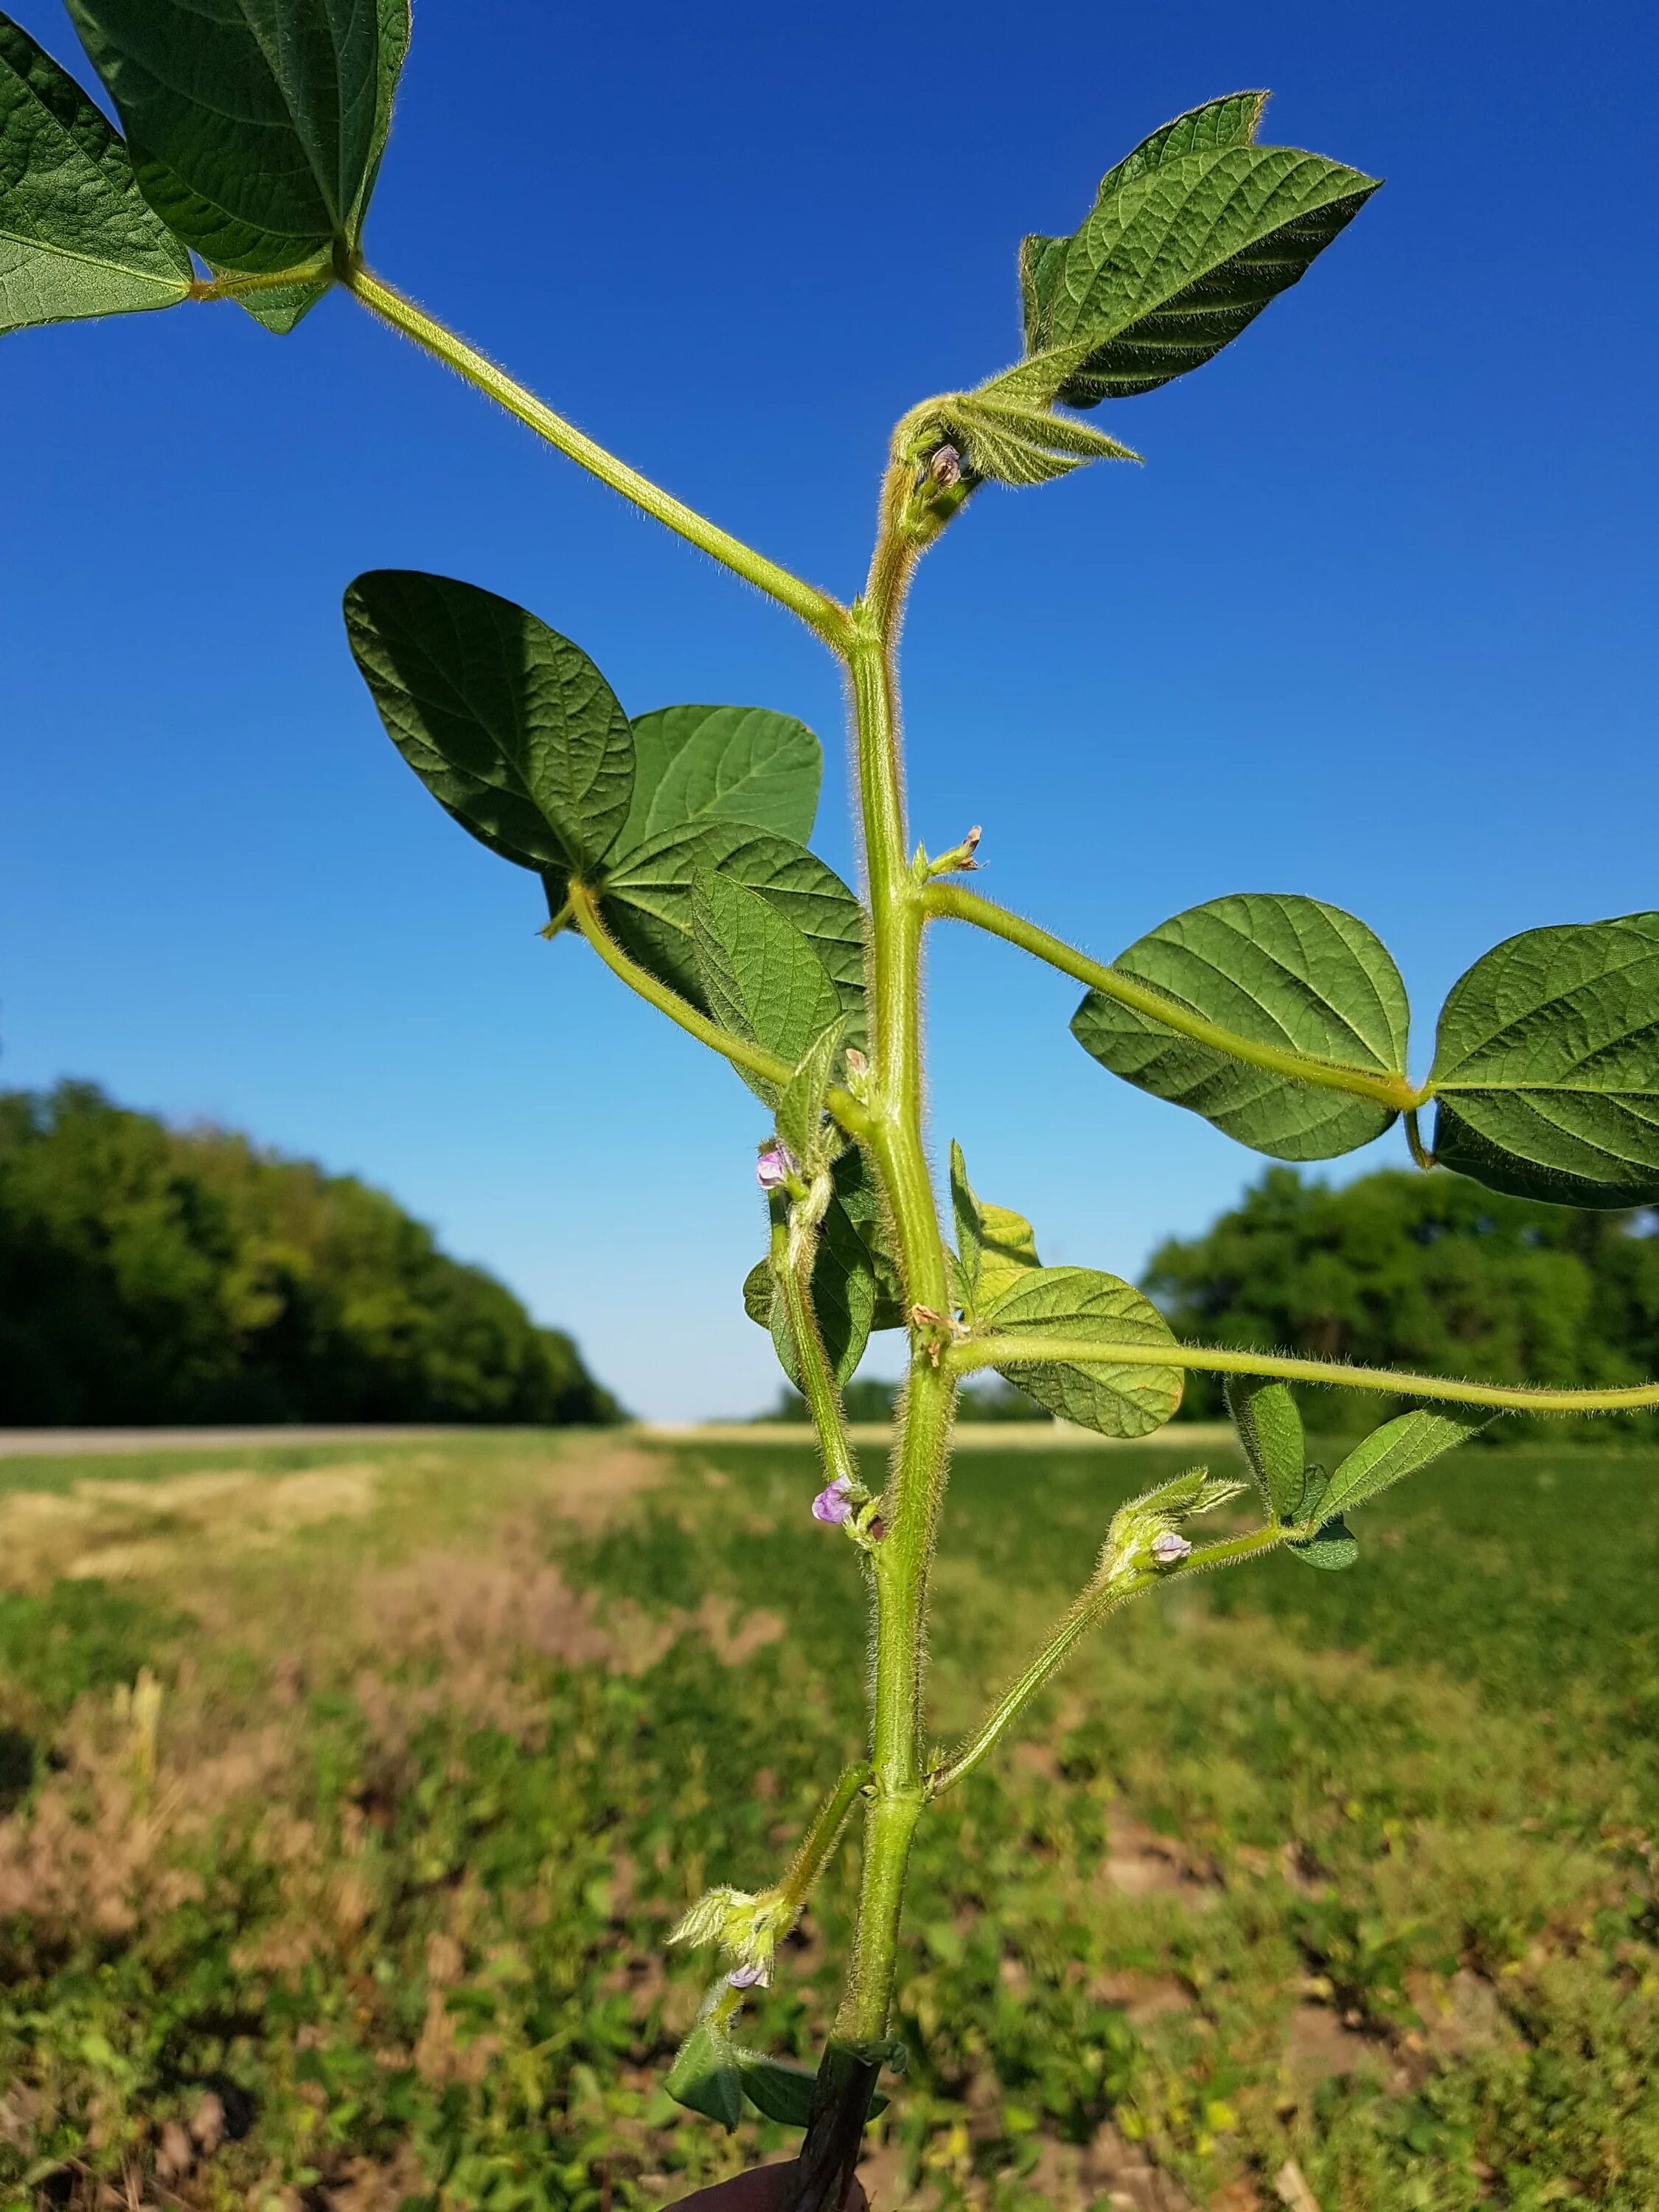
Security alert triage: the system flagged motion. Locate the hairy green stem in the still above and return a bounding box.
[567,885,870,1138]
[932,1525,1286,1794]
[776,1211,861,1495]
[924,883,1427,1114]
[190,256,332,302]
[344,262,852,650]
[780,1761,873,1913]
[946,1332,1659,1414]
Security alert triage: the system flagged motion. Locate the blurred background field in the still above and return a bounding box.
[1,1426,1655,2212]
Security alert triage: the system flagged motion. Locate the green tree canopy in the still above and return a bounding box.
[1146,1166,1659,1435]
[0,1082,621,1426]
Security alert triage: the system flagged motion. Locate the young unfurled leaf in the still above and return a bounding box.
[949,1142,1040,1316]
[66,0,410,278]
[1224,1375,1306,1518]
[981,1266,1182,1439]
[734,2053,887,2129]
[615,705,821,858]
[1287,1514,1359,1572]
[1018,90,1380,406]
[601,821,866,1029]
[692,872,844,1104]
[1137,1463,1250,1521]
[776,1019,847,1168]
[665,2020,745,2130]
[1429,913,1659,1206]
[922,386,1139,488]
[344,571,636,877]
[1071,894,1410,1160]
[1320,1408,1489,1518]
[0,13,190,335]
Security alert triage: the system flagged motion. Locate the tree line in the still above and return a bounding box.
[0,1084,620,1426]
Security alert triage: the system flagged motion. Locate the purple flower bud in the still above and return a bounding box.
[756,1142,799,1191]
[1150,1531,1192,1566]
[727,1961,768,1989]
[929,444,962,488]
[812,1481,854,1526]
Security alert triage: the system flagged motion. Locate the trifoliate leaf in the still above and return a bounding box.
[1286,1514,1358,1571]
[665,2021,744,2130]
[67,0,410,276]
[1429,914,1659,1206]
[949,1142,1040,1317]
[0,13,190,335]
[981,1265,1182,1439]
[616,704,821,858]
[1071,893,1409,1161]
[1224,1376,1306,1518]
[344,570,636,877]
[1320,1408,1489,1518]
[692,871,844,1106]
[1018,89,1379,405]
[776,1018,847,1169]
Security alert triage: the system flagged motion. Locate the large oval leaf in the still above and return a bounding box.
[66,0,409,275]
[1070,893,1408,1161]
[602,821,866,1028]
[1430,914,1659,1206]
[1020,90,1379,405]
[616,704,821,858]
[344,570,635,877]
[981,1265,1181,1439]
[0,15,191,335]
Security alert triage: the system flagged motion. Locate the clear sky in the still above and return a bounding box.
[3,1,1655,1419]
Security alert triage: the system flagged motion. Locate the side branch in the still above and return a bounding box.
[344,264,853,653]
[568,886,872,1138]
[923,883,1426,1114]
[945,1333,1659,1415]
[932,1523,1285,1794]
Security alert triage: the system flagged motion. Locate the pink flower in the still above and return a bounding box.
[1150,1531,1192,1566]
[757,1142,800,1192]
[727,1961,769,1989]
[812,1478,854,1526]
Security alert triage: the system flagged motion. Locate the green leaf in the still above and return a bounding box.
[0,13,190,335]
[67,0,410,275]
[1019,90,1380,405]
[928,386,1138,488]
[1287,1514,1358,1572]
[665,2021,744,2131]
[776,1019,846,1168]
[1320,1408,1489,1518]
[601,822,866,1029]
[830,1147,905,1330]
[1138,1463,1250,1520]
[734,2053,887,2129]
[692,871,844,1105]
[981,1266,1182,1439]
[1429,914,1659,1207]
[949,1142,1040,1317]
[1071,894,1409,1161]
[615,704,821,857]
[343,571,635,878]
[225,263,333,334]
[757,1200,877,1390]
[1223,1375,1305,1518]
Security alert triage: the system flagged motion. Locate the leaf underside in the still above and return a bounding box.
[1019,89,1380,406]
[66,0,409,274]
[1430,913,1659,1206]
[0,12,190,335]
[981,1265,1181,1439]
[692,870,844,1106]
[1071,892,1408,1161]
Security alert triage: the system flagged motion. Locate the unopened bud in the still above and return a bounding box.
[1150,1531,1192,1566]
[727,1961,769,1989]
[928,444,962,488]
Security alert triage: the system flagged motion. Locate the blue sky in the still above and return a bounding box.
[4,1,1655,1418]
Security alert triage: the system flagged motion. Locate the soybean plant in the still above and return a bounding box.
[7,10,1658,2206]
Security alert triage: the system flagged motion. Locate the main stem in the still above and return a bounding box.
[787,490,955,2211]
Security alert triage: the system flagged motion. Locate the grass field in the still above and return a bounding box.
[0,1426,1655,2212]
